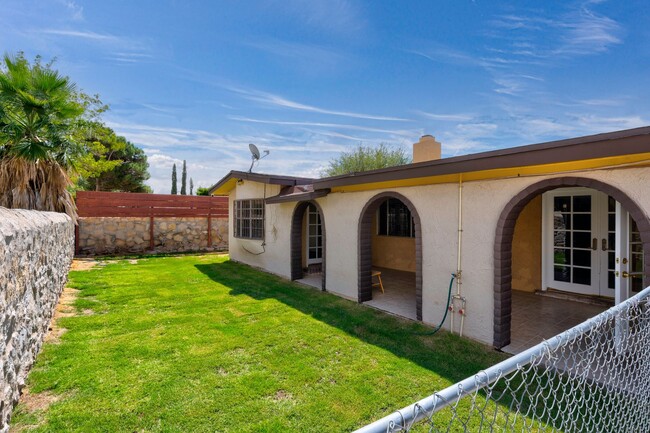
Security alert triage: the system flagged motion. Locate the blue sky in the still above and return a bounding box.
[2,0,649,193]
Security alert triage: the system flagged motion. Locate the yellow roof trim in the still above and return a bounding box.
[211,177,238,195]
[330,153,650,193]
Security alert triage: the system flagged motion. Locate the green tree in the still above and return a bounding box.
[73,121,125,191]
[321,143,411,177]
[76,123,151,193]
[171,163,177,194]
[195,186,210,196]
[189,177,193,195]
[180,159,187,195]
[0,53,84,218]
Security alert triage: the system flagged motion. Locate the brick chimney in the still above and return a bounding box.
[413,135,441,163]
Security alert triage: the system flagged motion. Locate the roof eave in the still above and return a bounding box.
[209,170,316,195]
[313,126,650,189]
[265,188,330,204]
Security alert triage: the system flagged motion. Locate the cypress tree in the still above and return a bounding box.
[190,178,194,195]
[180,160,187,195]
[171,163,177,194]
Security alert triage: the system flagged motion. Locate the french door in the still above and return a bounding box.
[306,204,323,266]
[542,188,629,298]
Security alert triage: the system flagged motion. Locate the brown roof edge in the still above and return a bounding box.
[208,170,315,195]
[265,188,331,204]
[313,126,650,189]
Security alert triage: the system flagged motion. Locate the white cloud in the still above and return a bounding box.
[490,2,623,60]
[229,116,415,136]
[576,98,627,107]
[224,86,410,121]
[269,0,366,37]
[38,27,153,64]
[415,111,474,122]
[42,29,118,41]
[56,0,84,20]
[147,153,183,170]
[573,114,648,131]
[558,6,622,55]
[242,37,345,66]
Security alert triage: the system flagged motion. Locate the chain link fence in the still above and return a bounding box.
[355,286,650,433]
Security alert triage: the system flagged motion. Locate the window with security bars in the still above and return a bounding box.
[234,199,265,239]
[377,199,415,238]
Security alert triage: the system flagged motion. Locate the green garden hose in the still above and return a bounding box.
[416,273,455,336]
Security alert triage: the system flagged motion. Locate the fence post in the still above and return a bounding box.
[149,216,154,251]
[207,211,212,248]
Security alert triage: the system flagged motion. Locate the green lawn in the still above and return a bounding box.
[11,254,507,432]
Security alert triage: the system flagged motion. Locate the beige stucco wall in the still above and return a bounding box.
[226,166,650,346]
[511,196,542,293]
[228,181,292,278]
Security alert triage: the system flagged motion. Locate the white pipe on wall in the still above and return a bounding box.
[456,176,463,296]
[456,175,466,336]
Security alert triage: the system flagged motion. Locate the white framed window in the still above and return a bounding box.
[305,204,323,265]
[234,199,265,239]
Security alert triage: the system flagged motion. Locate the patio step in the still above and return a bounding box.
[534,289,614,307]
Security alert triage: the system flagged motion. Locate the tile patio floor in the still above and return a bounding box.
[503,290,609,354]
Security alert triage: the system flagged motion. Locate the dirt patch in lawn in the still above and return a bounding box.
[12,388,66,433]
[18,388,61,413]
[273,390,293,402]
[70,259,98,271]
[45,287,79,344]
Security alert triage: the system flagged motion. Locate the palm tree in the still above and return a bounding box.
[0,53,84,219]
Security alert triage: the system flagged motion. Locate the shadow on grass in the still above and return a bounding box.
[195,260,507,386]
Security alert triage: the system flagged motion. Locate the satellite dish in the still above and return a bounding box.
[249,143,261,160]
[248,143,270,173]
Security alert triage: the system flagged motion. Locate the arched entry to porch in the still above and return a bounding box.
[494,176,650,349]
[358,192,423,320]
[291,201,326,291]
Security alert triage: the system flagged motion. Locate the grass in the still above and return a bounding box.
[11,254,507,432]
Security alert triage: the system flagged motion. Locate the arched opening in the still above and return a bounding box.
[291,201,326,290]
[494,177,650,350]
[358,192,422,320]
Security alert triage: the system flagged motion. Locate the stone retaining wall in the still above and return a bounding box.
[77,216,228,256]
[0,208,74,433]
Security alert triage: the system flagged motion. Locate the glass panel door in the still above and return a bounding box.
[544,189,600,296]
[629,216,645,293]
[544,188,644,299]
[601,196,617,297]
[306,204,322,265]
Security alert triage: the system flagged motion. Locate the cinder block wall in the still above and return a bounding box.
[77,216,228,255]
[0,208,74,433]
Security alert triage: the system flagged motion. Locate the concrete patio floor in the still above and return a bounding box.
[301,269,609,356]
[363,267,417,320]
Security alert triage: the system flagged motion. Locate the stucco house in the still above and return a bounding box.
[209,127,650,352]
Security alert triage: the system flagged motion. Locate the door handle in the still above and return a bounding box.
[602,238,607,251]
[622,271,629,279]
[592,238,598,251]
